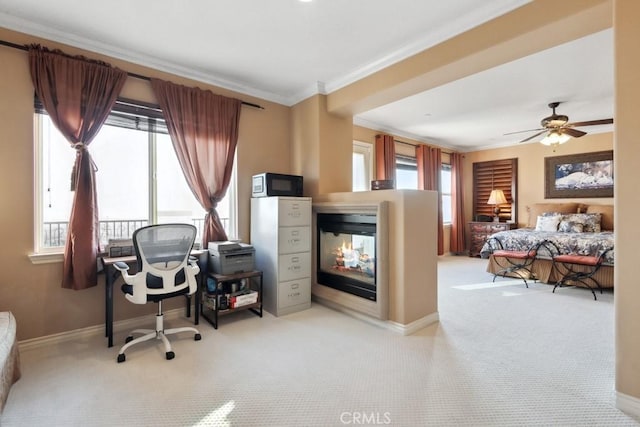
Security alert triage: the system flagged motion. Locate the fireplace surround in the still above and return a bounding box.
[312,190,438,334]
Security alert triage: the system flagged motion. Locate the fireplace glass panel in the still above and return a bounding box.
[318,231,375,286]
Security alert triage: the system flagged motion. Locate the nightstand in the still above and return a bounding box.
[468,222,516,257]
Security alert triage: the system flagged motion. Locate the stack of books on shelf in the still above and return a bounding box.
[230,291,258,308]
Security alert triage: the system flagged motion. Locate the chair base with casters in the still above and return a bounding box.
[116,300,202,363]
[551,248,612,301]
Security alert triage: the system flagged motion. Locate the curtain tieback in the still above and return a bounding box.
[72,142,86,150]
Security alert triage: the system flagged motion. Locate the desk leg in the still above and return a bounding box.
[194,253,207,326]
[105,265,115,348]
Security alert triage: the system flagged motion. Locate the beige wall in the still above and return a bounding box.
[291,95,352,198]
[613,0,640,403]
[0,27,290,340]
[463,133,614,228]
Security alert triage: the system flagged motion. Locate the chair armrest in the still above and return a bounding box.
[113,261,130,272]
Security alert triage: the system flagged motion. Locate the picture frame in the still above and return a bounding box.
[544,150,614,199]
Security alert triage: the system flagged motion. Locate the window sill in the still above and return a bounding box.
[28,252,64,265]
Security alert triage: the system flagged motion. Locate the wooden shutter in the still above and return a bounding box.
[472,159,518,223]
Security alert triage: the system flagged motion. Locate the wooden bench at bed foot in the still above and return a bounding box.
[551,248,613,301]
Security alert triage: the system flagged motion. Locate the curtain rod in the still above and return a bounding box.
[0,39,265,110]
[394,138,454,154]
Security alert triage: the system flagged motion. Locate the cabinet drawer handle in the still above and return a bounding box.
[291,283,299,289]
[291,230,299,236]
[291,257,299,263]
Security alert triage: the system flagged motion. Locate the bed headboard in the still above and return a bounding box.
[526,203,614,231]
[526,203,581,228]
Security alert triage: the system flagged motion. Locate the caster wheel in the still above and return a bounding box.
[117,353,126,363]
[166,351,175,360]
[125,336,134,343]
[194,333,202,341]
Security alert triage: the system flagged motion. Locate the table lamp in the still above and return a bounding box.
[487,189,507,222]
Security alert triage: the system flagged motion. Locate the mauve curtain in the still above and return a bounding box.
[150,78,241,246]
[450,152,466,253]
[416,145,444,255]
[29,45,127,290]
[375,134,396,185]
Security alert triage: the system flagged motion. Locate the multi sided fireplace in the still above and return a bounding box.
[316,213,377,301]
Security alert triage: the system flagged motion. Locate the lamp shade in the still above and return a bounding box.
[487,189,508,205]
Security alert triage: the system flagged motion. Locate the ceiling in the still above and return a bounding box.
[0,0,614,152]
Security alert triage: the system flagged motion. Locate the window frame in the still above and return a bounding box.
[440,163,452,225]
[352,140,373,191]
[32,99,237,258]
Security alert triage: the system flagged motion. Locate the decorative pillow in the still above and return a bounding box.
[526,203,580,228]
[560,213,602,232]
[535,214,561,232]
[586,205,614,231]
[558,220,584,233]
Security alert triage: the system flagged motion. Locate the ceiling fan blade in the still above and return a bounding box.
[567,118,614,127]
[504,127,544,136]
[560,128,587,138]
[518,130,548,143]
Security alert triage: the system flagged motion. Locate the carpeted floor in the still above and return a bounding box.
[1,255,638,426]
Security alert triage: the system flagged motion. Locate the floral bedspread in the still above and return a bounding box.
[479,228,615,265]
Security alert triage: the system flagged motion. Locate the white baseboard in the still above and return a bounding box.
[18,308,186,351]
[315,298,439,335]
[617,391,640,419]
[386,312,440,335]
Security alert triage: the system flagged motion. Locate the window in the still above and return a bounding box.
[395,155,418,190]
[352,141,372,191]
[441,164,452,224]
[35,100,236,252]
[395,156,452,223]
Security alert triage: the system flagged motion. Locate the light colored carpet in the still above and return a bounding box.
[1,256,638,426]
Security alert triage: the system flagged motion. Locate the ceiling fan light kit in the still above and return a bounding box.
[540,130,570,146]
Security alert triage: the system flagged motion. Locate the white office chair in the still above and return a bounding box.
[114,224,201,363]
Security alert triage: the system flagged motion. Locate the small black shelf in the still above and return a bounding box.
[200,270,263,329]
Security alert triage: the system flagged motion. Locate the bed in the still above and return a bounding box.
[482,203,614,288]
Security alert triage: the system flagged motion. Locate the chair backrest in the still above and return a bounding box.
[132,223,197,298]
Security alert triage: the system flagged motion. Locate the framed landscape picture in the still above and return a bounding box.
[544,150,614,198]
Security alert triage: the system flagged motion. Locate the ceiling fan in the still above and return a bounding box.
[505,102,614,145]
